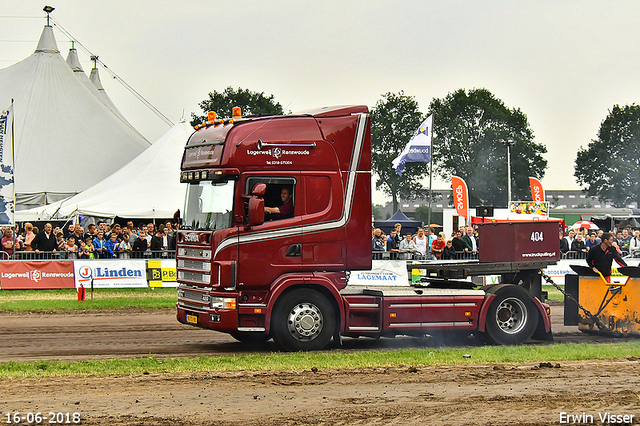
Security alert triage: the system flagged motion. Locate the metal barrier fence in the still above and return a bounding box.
[372,251,478,261]
[0,250,175,261]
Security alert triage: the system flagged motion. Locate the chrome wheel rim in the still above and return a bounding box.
[287,302,323,341]
[495,297,527,334]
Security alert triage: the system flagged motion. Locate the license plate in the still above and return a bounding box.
[186,313,198,324]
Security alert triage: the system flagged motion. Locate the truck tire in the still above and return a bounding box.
[271,289,335,351]
[230,332,271,344]
[482,285,538,345]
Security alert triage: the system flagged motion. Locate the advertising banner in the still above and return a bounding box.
[509,201,549,216]
[0,261,75,290]
[392,115,432,175]
[0,104,15,225]
[74,259,147,288]
[147,259,177,287]
[451,176,469,219]
[529,177,545,202]
[347,260,408,286]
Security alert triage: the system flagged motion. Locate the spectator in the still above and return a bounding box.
[105,233,120,258]
[585,233,599,251]
[125,225,138,246]
[431,232,446,259]
[119,233,132,259]
[452,230,465,252]
[133,230,148,258]
[1,228,20,256]
[23,223,35,252]
[387,230,400,258]
[32,223,58,258]
[63,224,75,239]
[54,232,65,259]
[564,230,575,249]
[84,223,97,242]
[619,229,632,253]
[165,221,176,250]
[372,228,385,252]
[65,236,78,259]
[399,232,417,259]
[560,232,570,254]
[630,230,640,255]
[571,234,587,258]
[393,223,402,245]
[83,236,95,259]
[443,240,457,260]
[461,226,478,257]
[72,225,84,245]
[93,231,108,259]
[413,227,428,257]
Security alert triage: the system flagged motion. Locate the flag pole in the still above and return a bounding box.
[427,139,432,229]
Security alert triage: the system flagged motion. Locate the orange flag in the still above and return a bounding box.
[451,176,469,219]
[529,177,545,202]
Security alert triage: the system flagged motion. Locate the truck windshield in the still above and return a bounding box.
[183,180,235,231]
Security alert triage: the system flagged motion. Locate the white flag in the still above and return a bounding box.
[0,104,15,225]
[391,115,432,176]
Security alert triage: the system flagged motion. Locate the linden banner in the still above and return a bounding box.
[74,259,147,288]
[347,260,409,286]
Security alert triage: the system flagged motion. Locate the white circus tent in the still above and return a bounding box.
[18,120,194,220]
[0,24,151,209]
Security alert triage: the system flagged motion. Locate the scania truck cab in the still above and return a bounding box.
[176,105,554,351]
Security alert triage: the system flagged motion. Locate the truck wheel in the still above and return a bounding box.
[483,285,538,345]
[230,332,271,344]
[272,289,335,351]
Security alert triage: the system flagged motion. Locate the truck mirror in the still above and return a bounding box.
[252,183,266,196]
[248,196,265,226]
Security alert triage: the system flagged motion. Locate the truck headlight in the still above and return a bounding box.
[210,297,236,309]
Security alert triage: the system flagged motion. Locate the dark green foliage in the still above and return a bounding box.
[428,88,547,207]
[191,86,284,126]
[371,91,429,213]
[575,104,640,207]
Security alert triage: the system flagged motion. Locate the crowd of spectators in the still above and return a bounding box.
[560,226,640,259]
[1,220,178,260]
[372,223,479,260]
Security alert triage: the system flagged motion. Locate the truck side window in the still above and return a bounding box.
[246,177,296,222]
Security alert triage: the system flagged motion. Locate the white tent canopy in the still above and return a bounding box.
[0,25,151,208]
[18,120,194,220]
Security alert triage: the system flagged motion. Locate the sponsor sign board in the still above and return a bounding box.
[74,259,147,288]
[347,260,408,286]
[0,261,75,289]
[147,259,177,287]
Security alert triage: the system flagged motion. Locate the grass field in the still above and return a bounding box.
[0,340,638,379]
[0,288,177,311]
[543,284,564,301]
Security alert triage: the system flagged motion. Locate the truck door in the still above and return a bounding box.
[237,174,302,288]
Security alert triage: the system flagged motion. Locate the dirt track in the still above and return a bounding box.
[1,305,639,425]
[1,361,639,425]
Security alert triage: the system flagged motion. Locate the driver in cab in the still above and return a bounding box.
[264,187,294,220]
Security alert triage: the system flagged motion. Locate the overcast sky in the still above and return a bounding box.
[3,1,640,204]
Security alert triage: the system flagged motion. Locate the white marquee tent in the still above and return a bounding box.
[18,120,194,220]
[0,24,151,209]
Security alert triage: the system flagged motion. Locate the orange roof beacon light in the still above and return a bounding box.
[207,111,217,121]
[232,107,242,119]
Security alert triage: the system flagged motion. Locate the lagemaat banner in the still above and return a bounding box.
[347,260,408,286]
[74,259,147,288]
[147,259,177,287]
[0,261,75,290]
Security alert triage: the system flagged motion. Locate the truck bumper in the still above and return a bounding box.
[176,303,239,333]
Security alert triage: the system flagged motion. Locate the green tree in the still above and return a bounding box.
[372,204,384,220]
[371,91,429,213]
[413,205,432,224]
[191,86,284,126]
[428,88,547,207]
[575,104,640,207]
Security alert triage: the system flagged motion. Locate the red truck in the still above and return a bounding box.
[176,105,557,351]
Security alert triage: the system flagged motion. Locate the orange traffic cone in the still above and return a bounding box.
[78,284,85,301]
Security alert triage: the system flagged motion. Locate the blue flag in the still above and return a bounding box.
[391,115,432,176]
[0,104,15,225]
